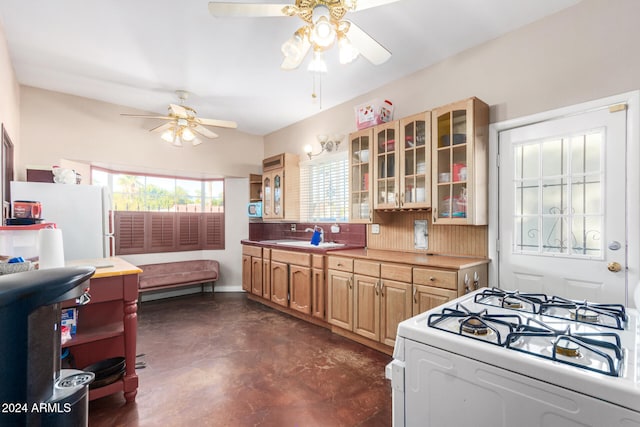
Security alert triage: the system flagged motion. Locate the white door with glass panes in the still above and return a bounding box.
[498,105,628,304]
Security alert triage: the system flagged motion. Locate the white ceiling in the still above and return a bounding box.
[0,0,579,136]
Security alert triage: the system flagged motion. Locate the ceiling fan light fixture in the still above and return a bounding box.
[161,128,176,143]
[308,50,328,73]
[338,34,359,64]
[310,15,336,48]
[181,127,196,142]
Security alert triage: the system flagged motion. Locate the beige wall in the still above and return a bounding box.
[0,21,20,155]
[265,0,640,155]
[18,86,264,180]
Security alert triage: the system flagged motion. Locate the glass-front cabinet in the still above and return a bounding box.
[400,112,431,209]
[371,112,431,210]
[374,121,399,209]
[431,97,489,225]
[261,153,299,221]
[349,128,373,222]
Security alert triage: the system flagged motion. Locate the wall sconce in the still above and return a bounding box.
[304,134,344,159]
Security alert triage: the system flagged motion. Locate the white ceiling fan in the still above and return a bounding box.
[121,90,238,146]
[208,0,399,70]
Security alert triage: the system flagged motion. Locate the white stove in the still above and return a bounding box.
[386,288,640,426]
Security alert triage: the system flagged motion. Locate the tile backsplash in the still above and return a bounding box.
[249,222,366,247]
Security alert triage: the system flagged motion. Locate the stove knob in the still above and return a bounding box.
[608,262,622,272]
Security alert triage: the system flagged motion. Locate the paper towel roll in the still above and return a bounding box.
[38,228,65,269]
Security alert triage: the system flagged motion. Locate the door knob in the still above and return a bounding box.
[608,262,622,272]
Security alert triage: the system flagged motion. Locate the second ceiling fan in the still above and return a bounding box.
[208,0,399,70]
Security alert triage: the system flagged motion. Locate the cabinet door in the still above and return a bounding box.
[380,279,412,347]
[432,97,489,225]
[242,254,252,292]
[327,270,353,330]
[251,256,263,296]
[290,265,312,315]
[353,274,380,341]
[374,121,400,209]
[272,169,284,219]
[262,173,272,219]
[262,257,271,299]
[400,112,431,209]
[412,284,457,315]
[270,260,289,307]
[311,268,325,319]
[349,128,373,222]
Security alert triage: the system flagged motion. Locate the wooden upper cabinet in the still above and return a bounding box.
[399,112,431,209]
[373,121,400,209]
[431,97,489,225]
[348,128,374,223]
[261,153,299,221]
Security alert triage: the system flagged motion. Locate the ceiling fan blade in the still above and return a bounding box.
[208,2,288,17]
[121,113,174,120]
[352,0,401,12]
[345,20,391,65]
[193,125,219,139]
[192,137,204,146]
[169,104,188,118]
[195,117,238,129]
[149,122,175,133]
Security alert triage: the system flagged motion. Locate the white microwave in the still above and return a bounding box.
[247,202,262,218]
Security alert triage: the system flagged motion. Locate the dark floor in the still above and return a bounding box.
[88,292,393,427]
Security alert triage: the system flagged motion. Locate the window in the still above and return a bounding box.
[512,130,603,257]
[92,168,225,254]
[299,151,348,222]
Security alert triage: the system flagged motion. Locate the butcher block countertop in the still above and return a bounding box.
[328,248,489,270]
[65,257,142,278]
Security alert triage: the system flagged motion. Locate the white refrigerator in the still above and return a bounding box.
[10,181,114,261]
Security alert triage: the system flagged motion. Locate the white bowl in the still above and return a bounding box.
[355,149,369,163]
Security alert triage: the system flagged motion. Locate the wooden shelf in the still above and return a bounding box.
[62,322,123,348]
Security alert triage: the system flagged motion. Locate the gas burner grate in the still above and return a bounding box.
[473,287,548,314]
[540,296,627,330]
[506,319,624,377]
[428,304,525,346]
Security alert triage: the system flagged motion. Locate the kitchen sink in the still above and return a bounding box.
[265,240,346,249]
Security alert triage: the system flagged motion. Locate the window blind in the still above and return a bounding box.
[299,151,348,222]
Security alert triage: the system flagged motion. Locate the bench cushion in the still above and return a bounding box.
[138,260,219,292]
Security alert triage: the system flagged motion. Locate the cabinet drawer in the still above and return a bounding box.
[328,256,353,272]
[271,249,311,266]
[354,260,380,276]
[381,263,412,282]
[312,254,324,269]
[413,268,457,290]
[242,245,262,257]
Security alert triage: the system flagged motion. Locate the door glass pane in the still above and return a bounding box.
[513,130,603,258]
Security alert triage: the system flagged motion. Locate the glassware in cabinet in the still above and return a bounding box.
[400,112,431,208]
[374,121,399,209]
[431,97,489,225]
[349,128,373,222]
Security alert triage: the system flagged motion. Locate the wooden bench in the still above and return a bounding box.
[137,260,219,293]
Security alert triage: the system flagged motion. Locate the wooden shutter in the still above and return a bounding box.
[178,213,201,251]
[149,212,176,252]
[203,213,225,250]
[115,212,145,255]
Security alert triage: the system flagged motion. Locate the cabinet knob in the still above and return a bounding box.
[429,276,435,281]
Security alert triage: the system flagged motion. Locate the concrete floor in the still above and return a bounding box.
[88,292,393,427]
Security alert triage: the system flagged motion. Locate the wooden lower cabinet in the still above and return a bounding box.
[242,245,263,294]
[270,260,289,307]
[380,279,412,346]
[327,268,353,331]
[412,284,457,314]
[311,255,325,319]
[289,264,312,314]
[330,257,413,348]
[262,249,271,299]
